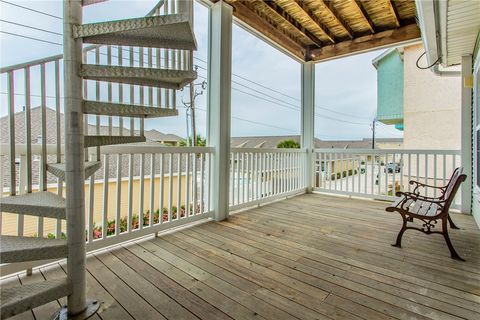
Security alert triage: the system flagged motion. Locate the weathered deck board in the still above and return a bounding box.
[2,194,480,319]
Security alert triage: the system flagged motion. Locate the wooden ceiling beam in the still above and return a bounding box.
[319,0,354,39]
[309,23,420,62]
[387,0,401,27]
[222,0,306,60]
[291,0,336,44]
[352,0,376,33]
[261,0,325,47]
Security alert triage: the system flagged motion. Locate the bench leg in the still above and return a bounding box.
[448,215,460,229]
[442,218,465,261]
[392,215,407,248]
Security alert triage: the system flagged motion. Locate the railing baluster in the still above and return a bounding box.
[200,153,205,214]
[102,153,109,240]
[24,68,32,194]
[192,151,197,215]
[168,153,173,221]
[433,154,437,198]
[408,153,412,192]
[115,154,122,235]
[139,152,145,230]
[88,153,95,243]
[443,154,447,187]
[236,152,240,204]
[159,153,165,224]
[253,152,257,197]
[425,153,428,186]
[207,152,211,212]
[229,152,233,205]
[241,153,245,203]
[176,153,182,220]
[384,154,388,196]
[185,152,190,216]
[149,154,155,227]
[399,153,403,192]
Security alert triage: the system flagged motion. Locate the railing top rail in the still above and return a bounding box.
[231,148,307,153]
[0,44,102,73]
[0,144,214,156]
[315,148,461,155]
[101,145,214,154]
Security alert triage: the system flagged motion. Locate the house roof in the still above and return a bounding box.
[213,0,420,62]
[230,135,402,149]
[371,46,406,69]
[0,106,182,145]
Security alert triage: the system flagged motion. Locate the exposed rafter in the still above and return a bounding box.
[387,0,401,28]
[224,0,305,60]
[260,0,325,47]
[352,0,376,34]
[214,0,419,63]
[319,0,354,39]
[309,23,420,62]
[290,0,336,44]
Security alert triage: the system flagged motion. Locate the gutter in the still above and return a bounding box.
[415,0,460,76]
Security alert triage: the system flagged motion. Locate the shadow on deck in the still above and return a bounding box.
[3,193,480,320]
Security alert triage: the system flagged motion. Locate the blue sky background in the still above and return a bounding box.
[0,0,402,140]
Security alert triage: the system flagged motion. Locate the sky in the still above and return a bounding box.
[0,0,403,141]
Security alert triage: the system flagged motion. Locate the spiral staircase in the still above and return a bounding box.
[0,0,196,318]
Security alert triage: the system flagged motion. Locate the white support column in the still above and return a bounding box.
[64,0,87,315]
[207,1,232,221]
[301,62,315,193]
[461,54,473,214]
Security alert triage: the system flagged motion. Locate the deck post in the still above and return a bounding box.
[461,54,473,214]
[301,62,315,193]
[207,0,232,221]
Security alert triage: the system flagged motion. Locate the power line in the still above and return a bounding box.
[0,19,62,36]
[0,0,62,20]
[0,31,62,46]
[195,106,298,133]
[194,56,372,120]
[197,71,370,126]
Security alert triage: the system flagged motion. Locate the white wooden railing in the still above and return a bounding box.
[229,148,307,211]
[0,144,213,274]
[314,149,462,209]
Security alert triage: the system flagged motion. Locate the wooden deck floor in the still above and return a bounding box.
[3,194,480,320]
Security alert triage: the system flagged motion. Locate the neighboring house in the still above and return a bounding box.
[230,135,402,149]
[373,43,461,150]
[144,130,182,146]
[0,107,185,188]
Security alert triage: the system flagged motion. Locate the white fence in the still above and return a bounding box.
[314,149,462,208]
[229,148,307,211]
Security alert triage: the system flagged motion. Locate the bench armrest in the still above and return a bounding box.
[396,191,441,201]
[396,191,446,206]
[409,180,446,190]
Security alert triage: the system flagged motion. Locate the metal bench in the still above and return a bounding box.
[386,168,466,261]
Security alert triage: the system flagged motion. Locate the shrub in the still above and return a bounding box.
[277,139,300,149]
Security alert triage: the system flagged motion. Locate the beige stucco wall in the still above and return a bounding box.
[403,44,461,150]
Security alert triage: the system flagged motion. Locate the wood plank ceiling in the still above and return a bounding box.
[218,0,420,62]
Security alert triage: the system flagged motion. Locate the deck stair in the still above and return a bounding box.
[0,0,196,318]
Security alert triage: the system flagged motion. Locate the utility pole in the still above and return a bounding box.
[371,117,376,149]
[182,79,206,146]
